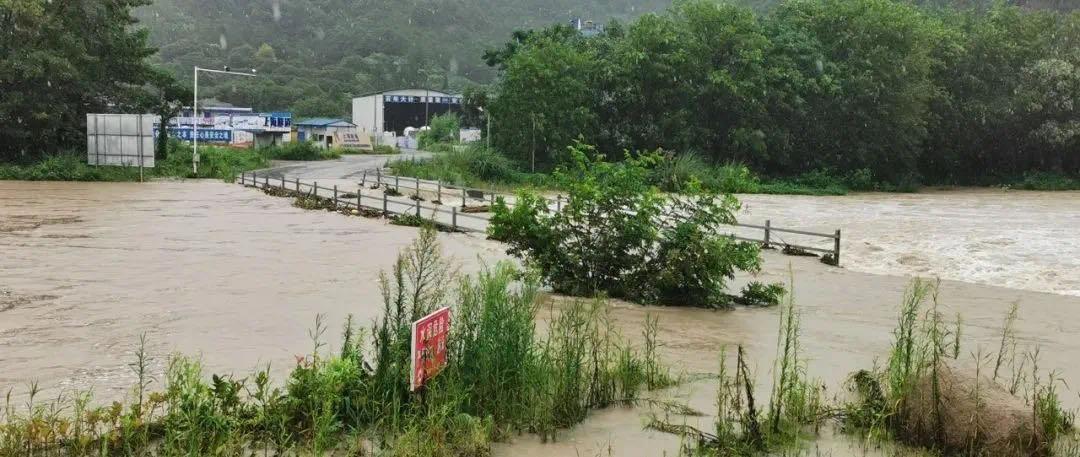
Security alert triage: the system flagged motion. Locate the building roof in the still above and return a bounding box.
[294,118,355,127]
[353,88,461,99]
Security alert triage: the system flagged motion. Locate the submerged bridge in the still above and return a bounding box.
[237,170,843,265]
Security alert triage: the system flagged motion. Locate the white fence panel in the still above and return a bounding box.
[86,114,159,167]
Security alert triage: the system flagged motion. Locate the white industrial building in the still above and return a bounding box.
[352,89,463,144]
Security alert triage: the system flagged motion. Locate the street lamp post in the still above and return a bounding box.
[478,106,491,150]
[192,66,257,174]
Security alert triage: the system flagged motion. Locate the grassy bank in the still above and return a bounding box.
[393,145,1080,196]
[0,141,347,183]
[389,144,551,190]
[389,146,905,196]
[0,228,673,456]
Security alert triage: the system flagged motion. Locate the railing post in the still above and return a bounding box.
[764,220,771,247]
[383,191,388,214]
[437,180,442,203]
[488,192,494,206]
[333,185,338,207]
[834,229,841,266]
[361,170,367,188]
[281,176,285,189]
[415,177,420,198]
[264,175,269,188]
[415,199,421,217]
[251,172,256,187]
[452,206,458,231]
[376,168,381,188]
[295,177,300,193]
[462,188,467,208]
[556,195,562,212]
[313,181,317,197]
[357,185,362,209]
[395,175,399,193]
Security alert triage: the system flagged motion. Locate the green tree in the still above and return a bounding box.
[254,43,277,63]
[490,36,598,170]
[0,0,172,160]
[489,142,766,308]
[770,0,943,181]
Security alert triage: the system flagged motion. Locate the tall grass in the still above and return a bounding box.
[0,154,143,181]
[0,140,344,183]
[257,141,341,161]
[653,283,826,456]
[388,145,549,188]
[0,227,672,456]
[843,279,1077,456]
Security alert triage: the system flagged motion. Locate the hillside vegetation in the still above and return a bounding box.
[135,0,669,117]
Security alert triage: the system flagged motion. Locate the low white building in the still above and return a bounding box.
[294,118,358,149]
[352,89,463,144]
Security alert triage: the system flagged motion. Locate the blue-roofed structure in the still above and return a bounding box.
[294,118,359,149]
[295,118,354,128]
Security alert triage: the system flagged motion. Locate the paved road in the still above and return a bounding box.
[255,149,430,180]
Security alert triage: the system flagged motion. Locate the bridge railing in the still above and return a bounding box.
[239,171,842,265]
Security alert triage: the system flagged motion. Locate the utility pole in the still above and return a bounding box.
[479,106,492,150]
[530,113,536,173]
[192,66,257,175]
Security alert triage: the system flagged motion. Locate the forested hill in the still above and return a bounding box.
[136,0,669,116]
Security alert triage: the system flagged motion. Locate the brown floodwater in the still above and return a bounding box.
[734,189,1080,297]
[0,180,508,400]
[2,180,1078,456]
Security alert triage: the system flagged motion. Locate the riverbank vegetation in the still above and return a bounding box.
[389,144,550,190]
[653,280,1078,456]
[0,141,352,183]
[481,0,1080,191]
[840,279,1077,456]
[0,228,674,455]
[489,142,785,308]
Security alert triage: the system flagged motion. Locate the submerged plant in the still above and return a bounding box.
[843,279,1077,456]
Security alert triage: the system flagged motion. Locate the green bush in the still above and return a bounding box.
[418,113,461,150]
[157,143,270,181]
[258,142,340,161]
[389,145,521,187]
[372,144,400,155]
[0,154,141,181]
[489,142,773,308]
[0,143,271,182]
[1017,172,1080,190]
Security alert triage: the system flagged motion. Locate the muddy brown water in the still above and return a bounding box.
[1,181,1078,456]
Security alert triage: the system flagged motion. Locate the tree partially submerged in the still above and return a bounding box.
[489,141,780,308]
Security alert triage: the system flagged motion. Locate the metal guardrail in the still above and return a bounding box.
[239,172,488,233]
[360,170,566,211]
[239,171,842,265]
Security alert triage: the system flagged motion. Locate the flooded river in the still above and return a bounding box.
[2,180,1078,456]
[737,189,1080,297]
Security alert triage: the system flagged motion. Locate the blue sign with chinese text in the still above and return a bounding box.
[384,95,462,104]
[155,128,233,143]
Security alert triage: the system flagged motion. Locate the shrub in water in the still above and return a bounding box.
[490,141,775,308]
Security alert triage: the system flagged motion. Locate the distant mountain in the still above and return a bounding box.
[136,0,1073,117]
[136,0,670,116]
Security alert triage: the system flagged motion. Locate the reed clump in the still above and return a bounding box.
[842,279,1077,456]
[651,286,828,456]
[0,227,673,456]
